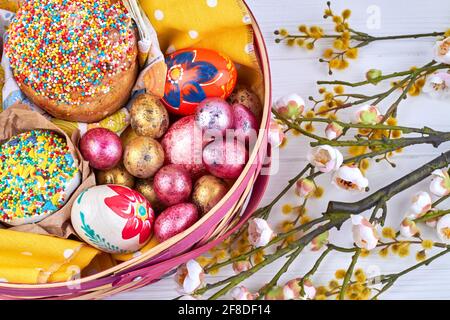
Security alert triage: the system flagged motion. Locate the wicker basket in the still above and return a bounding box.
[0,1,272,300]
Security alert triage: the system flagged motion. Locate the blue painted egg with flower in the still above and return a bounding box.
[162,48,238,116]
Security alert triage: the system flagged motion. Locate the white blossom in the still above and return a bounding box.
[423,72,450,99]
[332,165,369,192]
[248,218,275,248]
[307,145,343,173]
[274,93,305,119]
[175,260,204,294]
[434,37,450,65]
[351,215,379,250]
[436,214,450,243]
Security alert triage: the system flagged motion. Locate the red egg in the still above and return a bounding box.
[79,128,123,170]
[195,98,234,135]
[233,103,259,142]
[162,48,238,116]
[154,203,199,242]
[154,164,192,206]
[161,116,208,178]
[203,139,248,179]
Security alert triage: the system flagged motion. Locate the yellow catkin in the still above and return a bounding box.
[316,286,328,295]
[306,42,315,50]
[279,28,288,36]
[345,48,358,59]
[313,186,324,198]
[378,247,389,258]
[386,117,398,126]
[300,215,311,225]
[382,227,396,239]
[332,15,342,24]
[329,280,340,289]
[342,9,352,19]
[349,146,367,156]
[360,159,370,171]
[355,269,366,283]
[305,123,315,132]
[360,249,370,257]
[335,269,346,279]
[282,204,293,214]
[392,130,402,138]
[398,243,410,257]
[416,250,426,262]
[323,48,334,59]
[298,25,308,33]
[281,221,294,233]
[334,85,344,94]
[422,239,434,250]
[305,110,316,118]
[329,58,340,69]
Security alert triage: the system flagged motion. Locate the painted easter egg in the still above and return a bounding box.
[162,48,238,116]
[71,185,155,254]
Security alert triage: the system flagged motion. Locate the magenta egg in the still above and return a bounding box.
[154,164,192,206]
[203,139,248,179]
[79,128,123,170]
[233,103,258,142]
[161,116,208,178]
[154,203,199,242]
[195,98,234,135]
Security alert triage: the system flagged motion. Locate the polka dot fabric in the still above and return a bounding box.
[140,0,263,94]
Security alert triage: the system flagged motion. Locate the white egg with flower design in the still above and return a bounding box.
[71,185,155,254]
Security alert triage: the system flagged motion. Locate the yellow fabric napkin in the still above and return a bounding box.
[113,236,159,262]
[0,229,108,284]
[139,0,263,96]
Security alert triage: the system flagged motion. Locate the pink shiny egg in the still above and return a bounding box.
[162,48,238,116]
[195,98,234,135]
[161,116,207,178]
[79,128,123,170]
[154,164,192,206]
[154,203,199,242]
[203,139,248,179]
[233,103,258,142]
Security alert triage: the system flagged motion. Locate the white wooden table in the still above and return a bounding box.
[113,0,450,300]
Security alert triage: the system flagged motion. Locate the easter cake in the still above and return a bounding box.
[0,130,81,226]
[4,0,139,123]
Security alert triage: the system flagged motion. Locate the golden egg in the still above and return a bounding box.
[120,125,140,147]
[130,93,169,139]
[95,162,135,188]
[123,136,165,179]
[192,175,229,215]
[135,178,165,213]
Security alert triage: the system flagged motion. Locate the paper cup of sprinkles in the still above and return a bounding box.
[0,0,271,299]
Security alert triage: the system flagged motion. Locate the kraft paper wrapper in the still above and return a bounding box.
[0,104,95,238]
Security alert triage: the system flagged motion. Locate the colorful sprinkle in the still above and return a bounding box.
[0,130,79,223]
[4,0,136,105]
